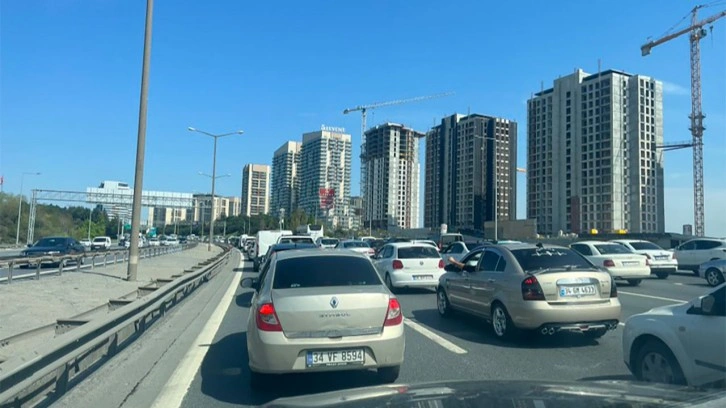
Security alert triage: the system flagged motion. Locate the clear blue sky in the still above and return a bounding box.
[1,0,725,235]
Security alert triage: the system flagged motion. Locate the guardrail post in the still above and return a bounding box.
[8,262,13,284]
[114,252,118,264]
[91,255,96,269]
[77,255,83,271]
[36,260,42,280]
[58,259,64,276]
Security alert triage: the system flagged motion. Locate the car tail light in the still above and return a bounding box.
[672,252,677,260]
[438,259,444,269]
[521,276,545,301]
[392,260,404,269]
[256,303,282,332]
[603,259,615,267]
[645,258,651,266]
[384,298,403,326]
[610,281,618,298]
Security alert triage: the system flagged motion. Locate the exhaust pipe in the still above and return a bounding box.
[548,327,556,335]
[541,327,549,335]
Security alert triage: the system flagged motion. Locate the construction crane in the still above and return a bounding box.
[642,5,726,237]
[343,92,454,235]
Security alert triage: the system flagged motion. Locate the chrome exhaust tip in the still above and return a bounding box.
[548,327,556,335]
[541,327,549,335]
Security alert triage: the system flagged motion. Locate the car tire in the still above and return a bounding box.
[385,274,397,294]
[437,287,452,317]
[705,268,725,287]
[491,302,516,340]
[634,340,686,385]
[655,272,669,280]
[377,365,400,384]
[583,328,608,339]
[627,279,642,286]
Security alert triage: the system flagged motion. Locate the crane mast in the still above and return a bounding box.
[643,6,726,237]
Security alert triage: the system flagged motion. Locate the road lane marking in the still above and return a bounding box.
[403,319,467,354]
[618,291,687,303]
[149,258,241,408]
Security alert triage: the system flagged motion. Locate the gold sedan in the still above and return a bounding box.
[438,243,621,340]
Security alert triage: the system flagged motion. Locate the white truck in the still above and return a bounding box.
[253,230,292,271]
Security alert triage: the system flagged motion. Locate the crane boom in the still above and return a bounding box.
[642,6,725,237]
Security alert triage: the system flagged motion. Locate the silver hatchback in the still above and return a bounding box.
[241,249,405,385]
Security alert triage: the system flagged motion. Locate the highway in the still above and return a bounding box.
[50,249,717,408]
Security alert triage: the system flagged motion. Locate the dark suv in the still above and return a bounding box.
[21,236,86,267]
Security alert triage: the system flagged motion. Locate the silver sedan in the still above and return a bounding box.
[241,249,405,386]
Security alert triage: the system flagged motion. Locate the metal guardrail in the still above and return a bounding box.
[0,244,196,284]
[0,245,233,407]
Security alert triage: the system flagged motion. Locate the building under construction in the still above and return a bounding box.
[361,123,424,230]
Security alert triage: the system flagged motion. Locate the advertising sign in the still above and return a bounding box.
[319,188,336,210]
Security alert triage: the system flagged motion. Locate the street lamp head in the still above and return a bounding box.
[236,130,244,134]
[188,127,196,132]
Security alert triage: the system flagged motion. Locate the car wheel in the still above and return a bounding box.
[583,328,608,339]
[491,303,516,340]
[705,268,725,287]
[627,279,642,286]
[655,272,669,280]
[385,274,397,294]
[377,365,400,383]
[635,340,686,385]
[437,287,452,317]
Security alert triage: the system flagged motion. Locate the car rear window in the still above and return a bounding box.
[511,248,594,272]
[595,244,632,255]
[343,241,369,248]
[628,241,662,250]
[93,238,107,242]
[398,246,440,259]
[273,256,381,289]
[280,237,314,243]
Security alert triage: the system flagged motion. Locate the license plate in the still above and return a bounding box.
[655,255,669,260]
[413,275,434,280]
[559,285,596,297]
[622,261,640,266]
[306,349,365,367]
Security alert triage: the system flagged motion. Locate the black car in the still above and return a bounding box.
[253,242,318,272]
[21,236,85,267]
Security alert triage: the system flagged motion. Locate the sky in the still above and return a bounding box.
[1,0,725,236]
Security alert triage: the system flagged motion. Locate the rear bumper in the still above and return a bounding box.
[248,324,405,374]
[606,266,651,279]
[510,298,621,331]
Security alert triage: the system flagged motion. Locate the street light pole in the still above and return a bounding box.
[188,127,243,251]
[88,207,92,241]
[16,172,40,246]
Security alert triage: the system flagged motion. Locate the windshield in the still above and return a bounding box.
[511,248,595,272]
[629,241,663,250]
[273,256,381,289]
[343,241,369,248]
[34,238,67,247]
[398,246,440,259]
[595,244,633,255]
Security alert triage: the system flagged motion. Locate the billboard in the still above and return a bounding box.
[319,188,336,210]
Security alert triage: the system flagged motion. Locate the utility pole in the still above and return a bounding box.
[127,0,154,281]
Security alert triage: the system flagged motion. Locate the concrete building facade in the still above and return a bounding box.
[298,129,352,228]
[241,164,270,216]
[527,68,664,235]
[362,123,423,230]
[270,141,302,217]
[424,113,517,233]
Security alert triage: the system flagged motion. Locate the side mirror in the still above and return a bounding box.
[701,295,716,315]
[240,277,258,290]
[444,264,459,272]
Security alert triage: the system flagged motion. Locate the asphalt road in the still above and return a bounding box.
[54,252,715,408]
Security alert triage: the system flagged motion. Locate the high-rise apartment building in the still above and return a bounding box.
[425,113,517,231]
[189,194,232,222]
[241,164,270,216]
[362,123,423,230]
[298,128,352,228]
[270,141,302,217]
[527,68,664,235]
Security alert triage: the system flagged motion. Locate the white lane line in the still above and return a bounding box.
[150,263,241,408]
[673,283,684,286]
[618,291,687,303]
[403,319,467,354]
[619,322,625,327]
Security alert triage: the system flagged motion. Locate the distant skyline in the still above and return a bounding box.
[1,0,725,235]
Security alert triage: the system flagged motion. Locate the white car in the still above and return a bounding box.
[91,236,112,251]
[372,242,445,292]
[623,284,726,387]
[611,239,678,280]
[440,241,489,264]
[165,238,180,246]
[336,240,376,257]
[571,241,650,286]
[79,239,92,248]
[316,237,339,249]
[148,237,161,247]
[674,238,726,275]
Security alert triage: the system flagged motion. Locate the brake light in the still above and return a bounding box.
[521,276,545,301]
[610,281,618,298]
[672,252,677,260]
[603,259,615,267]
[392,260,404,269]
[384,298,403,326]
[256,303,282,331]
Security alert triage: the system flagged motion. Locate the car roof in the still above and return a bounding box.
[340,239,367,243]
[280,235,314,239]
[574,240,612,245]
[271,242,318,250]
[494,242,570,251]
[683,238,726,243]
[275,248,367,260]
